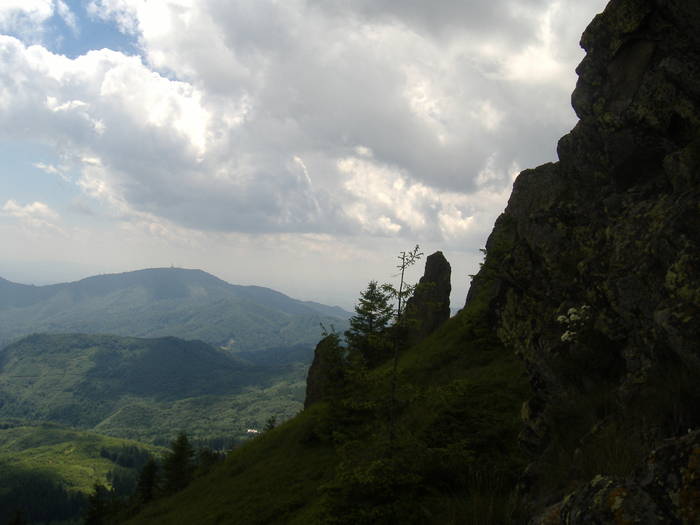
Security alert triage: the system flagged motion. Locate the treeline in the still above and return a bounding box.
[151,435,240,451]
[0,463,86,524]
[85,433,225,524]
[1,445,152,525]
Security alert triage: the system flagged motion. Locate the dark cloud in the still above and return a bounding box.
[308,0,552,43]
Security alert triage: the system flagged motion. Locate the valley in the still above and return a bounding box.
[0,269,349,523]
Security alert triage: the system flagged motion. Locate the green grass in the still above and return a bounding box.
[128,407,336,525]
[0,420,164,493]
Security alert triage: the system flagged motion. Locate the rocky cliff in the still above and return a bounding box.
[466,0,700,520]
[404,251,452,345]
[304,334,345,409]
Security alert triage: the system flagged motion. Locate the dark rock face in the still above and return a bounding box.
[304,335,344,409]
[467,0,700,517]
[404,251,451,345]
[534,430,700,524]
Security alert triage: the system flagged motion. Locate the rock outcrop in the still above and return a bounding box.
[304,335,345,409]
[467,0,700,517]
[535,429,700,524]
[404,251,451,345]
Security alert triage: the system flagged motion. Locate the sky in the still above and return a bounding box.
[0,0,608,310]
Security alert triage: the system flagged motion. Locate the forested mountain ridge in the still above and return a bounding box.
[0,333,307,445]
[0,267,349,351]
[125,0,700,523]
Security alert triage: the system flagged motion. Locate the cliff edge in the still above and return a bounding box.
[467,0,700,520]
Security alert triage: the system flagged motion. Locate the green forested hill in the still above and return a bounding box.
[0,268,349,351]
[0,419,163,524]
[0,334,307,444]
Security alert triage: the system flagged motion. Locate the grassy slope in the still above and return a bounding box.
[0,334,307,445]
[127,291,531,524]
[0,421,163,493]
[131,407,336,525]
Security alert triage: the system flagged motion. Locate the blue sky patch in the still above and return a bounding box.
[54,1,139,58]
[22,0,141,59]
[0,141,81,210]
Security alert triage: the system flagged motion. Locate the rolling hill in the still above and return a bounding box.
[0,334,308,444]
[0,267,349,351]
[0,419,163,524]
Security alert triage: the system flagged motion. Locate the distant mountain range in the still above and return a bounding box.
[0,267,350,351]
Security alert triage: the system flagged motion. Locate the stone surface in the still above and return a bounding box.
[466,0,700,516]
[532,430,700,524]
[304,335,345,409]
[404,251,451,345]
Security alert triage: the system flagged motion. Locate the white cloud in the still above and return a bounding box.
[0,1,54,28]
[33,161,61,174]
[338,154,510,244]
[3,199,57,219]
[55,1,76,31]
[2,199,63,233]
[0,0,76,41]
[0,0,610,306]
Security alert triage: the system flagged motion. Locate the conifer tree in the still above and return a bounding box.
[195,447,224,477]
[345,280,394,367]
[135,457,159,505]
[162,432,195,495]
[84,483,110,525]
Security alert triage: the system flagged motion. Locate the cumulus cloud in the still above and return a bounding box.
[338,153,508,244]
[0,0,75,40]
[1,0,608,248]
[0,1,54,29]
[2,199,63,232]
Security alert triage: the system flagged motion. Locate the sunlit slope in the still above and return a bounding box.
[0,419,163,523]
[0,420,163,492]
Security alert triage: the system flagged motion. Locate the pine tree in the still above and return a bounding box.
[263,415,277,432]
[84,483,110,525]
[162,432,195,495]
[195,447,224,477]
[345,280,394,367]
[135,457,159,505]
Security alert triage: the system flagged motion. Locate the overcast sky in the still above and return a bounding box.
[0,0,607,309]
